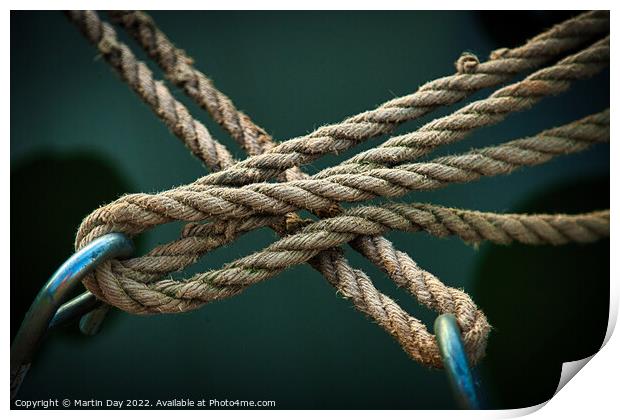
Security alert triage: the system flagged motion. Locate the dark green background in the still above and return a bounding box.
[11,11,609,409]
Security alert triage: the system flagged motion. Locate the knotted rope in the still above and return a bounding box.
[69,10,610,187]
[66,10,609,368]
[67,10,492,367]
[75,107,610,244]
[88,205,609,308]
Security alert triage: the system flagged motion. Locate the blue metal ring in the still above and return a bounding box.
[49,291,101,329]
[434,313,480,409]
[10,233,134,399]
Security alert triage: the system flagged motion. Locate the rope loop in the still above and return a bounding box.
[455,52,479,74]
[65,10,610,368]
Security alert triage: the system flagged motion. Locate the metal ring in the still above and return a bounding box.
[434,313,480,409]
[49,291,101,329]
[10,233,134,399]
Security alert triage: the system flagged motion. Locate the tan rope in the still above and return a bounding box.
[335,38,611,168]
[79,106,609,288]
[108,10,274,157]
[108,10,609,180]
[70,10,610,188]
[70,11,491,366]
[65,11,234,171]
[84,206,609,313]
[75,109,610,246]
[66,11,610,368]
[103,11,503,363]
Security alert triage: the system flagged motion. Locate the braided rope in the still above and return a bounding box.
[76,108,610,247]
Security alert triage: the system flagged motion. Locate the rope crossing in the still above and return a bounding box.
[66,10,610,368]
[75,109,610,244]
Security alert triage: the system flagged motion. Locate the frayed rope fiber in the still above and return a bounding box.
[65,10,609,368]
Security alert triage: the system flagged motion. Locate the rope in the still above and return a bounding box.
[335,38,611,168]
[73,37,610,246]
[108,10,608,155]
[108,10,607,163]
[105,9,498,370]
[75,109,610,246]
[107,11,274,157]
[84,206,609,313]
[66,11,610,368]
[69,10,610,188]
[69,11,491,365]
[65,11,234,171]
[107,9,312,182]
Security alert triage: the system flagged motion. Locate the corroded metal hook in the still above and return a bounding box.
[434,313,481,409]
[10,233,134,399]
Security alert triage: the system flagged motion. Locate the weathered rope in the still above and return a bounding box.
[332,37,611,168]
[307,248,489,367]
[76,109,610,246]
[316,109,610,179]
[108,11,609,185]
[70,11,491,366]
[105,8,497,372]
[74,37,610,246]
[100,110,609,288]
[100,9,490,363]
[107,11,274,157]
[71,10,610,189]
[65,10,234,171]
[102,15,609,372]
[100,9,497,338]
[66,11,610,368]
[107,9,309,180]
[87,106,609,282]
[84,206,609,313]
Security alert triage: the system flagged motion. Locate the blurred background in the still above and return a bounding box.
[11,11,609,409]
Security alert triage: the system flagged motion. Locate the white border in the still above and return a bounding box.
[5,2,616,418]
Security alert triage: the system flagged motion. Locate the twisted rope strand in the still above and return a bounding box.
[80,107,609,318]
[89,213,491,367]
[109,9,607,188]
[308,249,489,367]
[101,15,608,368]
[108,10,607,161]
[316,109,610,179]
[106,10,494,356]
[344,10,609,125]
[70,11,492,364]
[68,12,609,366]
[75,10,608,189]
[74,39,609,245]
[103,108,609,289]
[203,18,610,187]
[76,109,610,247]
[108,10,275,157]
[85,205,609,314]
[327,36,611,168]
[66,10,234,170]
